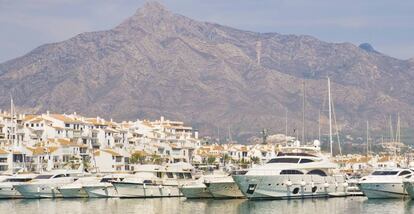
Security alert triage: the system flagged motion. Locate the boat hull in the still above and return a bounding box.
[359,182,407,199]
[233,174,347,200]
[113,182,182,198]
[15,184,64,199]
[206,182,244,199]
[0,184,22,199]
[59,187,88,198]
[179,186,213,199]
[83,186,117,198]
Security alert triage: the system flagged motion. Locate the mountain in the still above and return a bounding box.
[1,2,414,141]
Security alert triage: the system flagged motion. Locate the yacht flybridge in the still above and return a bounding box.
[232,141,348,200]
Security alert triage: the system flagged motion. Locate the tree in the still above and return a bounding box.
[207,156,216,165]
[250,156,260,164]
[130,151,147,164]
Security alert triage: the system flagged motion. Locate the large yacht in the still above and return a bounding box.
[58,176,102,198]
[358,168,412,199]
[232,142,348,200]
[0,174,37,199]
[112,163,195,198]
[14,170,85,199]
[179,173,229,199]
[83,174,130,198]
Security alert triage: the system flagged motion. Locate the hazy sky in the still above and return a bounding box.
[1,0,413,63]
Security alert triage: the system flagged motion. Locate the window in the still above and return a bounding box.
[398,171,411,176]
[268,158,300,164]
[372,171,399,176]
[184,173,192,179]
[34,175,53,179]
[299,159,314,164]
[280,170,303,175]
[307,169,327,176]
[177,173,185,179]
[166,172,174,178]
[53,174,66,178]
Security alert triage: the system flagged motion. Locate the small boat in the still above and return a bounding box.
[58,176,102,198]
[14,170,85,199]
[83,174,130,198]
[0,174,37,199]
[358,168,412,199]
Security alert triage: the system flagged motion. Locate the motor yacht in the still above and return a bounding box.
[179,172,228,199]
[14,170,85,199]
[113,163,195,198]
[232,142,348,200]
[58,176,102,198]
[205,175,244,199]
[358,168,412,199]
[83,174,130,198]
[0,174,37,199]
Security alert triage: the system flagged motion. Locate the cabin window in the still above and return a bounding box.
[307,169,327,176]
[372,171,399,176]
[166,172,174,178]
[53,174,66,178]
[184,173,192,179]
[267,158,300,164]
[34,175,53,179]
[177,173,185,179]
[280,170,303,175]
[299,159,314,164]
[398,171,411,176]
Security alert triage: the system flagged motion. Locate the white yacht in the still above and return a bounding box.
[83,174,130,198]
[358,168,412,199]
[179,173,228,199]
[205,175,244,199]
[113,163,195,198]
[232,143,348,200]
[14,170,85,199]
[0,174,37,199]
[58,176,102,198]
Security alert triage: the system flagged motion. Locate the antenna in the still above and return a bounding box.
[367,120,369,156]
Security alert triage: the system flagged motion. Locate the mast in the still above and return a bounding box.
[366,120,369,157]
[389,115,394,142]
[318,110,321,142]
[285,108,288,145]
[328,77,333,156]
[302,81,306,144]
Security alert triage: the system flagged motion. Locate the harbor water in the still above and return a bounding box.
[1,197,414,214]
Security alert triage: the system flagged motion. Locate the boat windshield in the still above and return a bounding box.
[371,171,399,176]
[34,175,54,179]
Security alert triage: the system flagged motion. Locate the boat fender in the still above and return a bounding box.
[159,185,163,189]
[300,181,306,187]
[323,183,329,188]
[342,182,348,187]
[143,183,146,189]
[37,187,40,193]
[285,181,292,187]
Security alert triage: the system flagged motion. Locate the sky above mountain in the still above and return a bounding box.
[1,0,413,63]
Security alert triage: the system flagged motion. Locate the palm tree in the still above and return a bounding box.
[130,151,147,164]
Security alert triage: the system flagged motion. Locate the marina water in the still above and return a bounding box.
[1,197,414,214]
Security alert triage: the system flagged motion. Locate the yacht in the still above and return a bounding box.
[58,176,102,198]
[205,175,244,199]
[83,174,130,198]
[358,168,412,199]
[0,174,37,199]
[14,170,85,199]
[179,172,228,199]
[113,163,195,198]
[232,142,348,200]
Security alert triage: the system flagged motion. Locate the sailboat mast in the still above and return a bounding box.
[328,77,333,156]
[366,121,369,157]
[285,108,288,145]
[302,81,306,144]
[318,110,321,142]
